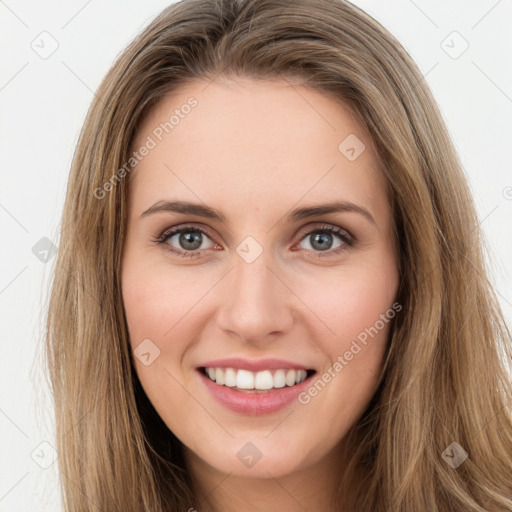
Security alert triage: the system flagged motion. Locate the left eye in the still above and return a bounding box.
[297,227,349,252]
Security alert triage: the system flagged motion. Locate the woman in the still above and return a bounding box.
[46,0,512,510]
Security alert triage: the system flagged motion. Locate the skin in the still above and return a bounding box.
[121,76,399,511]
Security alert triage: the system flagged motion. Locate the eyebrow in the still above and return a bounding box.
[140,200,375,225]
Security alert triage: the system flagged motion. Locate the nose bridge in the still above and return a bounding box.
[216,245,293,341]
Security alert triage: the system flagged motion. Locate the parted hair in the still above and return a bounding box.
[45,0,512,510]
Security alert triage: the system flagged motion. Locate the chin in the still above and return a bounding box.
[182,427,323,481]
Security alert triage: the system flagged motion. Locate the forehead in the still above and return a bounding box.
[127,77,388,221]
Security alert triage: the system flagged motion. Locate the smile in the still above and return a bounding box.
[202,367,310,392]
[197,358,317,415]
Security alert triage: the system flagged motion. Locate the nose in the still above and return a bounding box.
[215,249,294,345]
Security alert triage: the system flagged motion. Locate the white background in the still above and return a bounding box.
[1,1,511,510]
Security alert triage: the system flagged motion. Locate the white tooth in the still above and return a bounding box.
[296,369,307,383]
[236,369,255,389]
[254,370,273,390]
[224,368,237,387]
[273,369,286,388]
[209,367,308,389]
[215,368,225,385]
[285,369,297,386]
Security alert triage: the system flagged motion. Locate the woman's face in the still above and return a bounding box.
[121,77,399,481]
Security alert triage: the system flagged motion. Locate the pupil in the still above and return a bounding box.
[181,231,201,250]
[312,233,331,251]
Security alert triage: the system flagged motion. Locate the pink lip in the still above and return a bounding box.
[197,363,315,416]
[198,357,312,372]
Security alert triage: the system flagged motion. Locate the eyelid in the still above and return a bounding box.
[156,223,216,243]
[295,223,354,243]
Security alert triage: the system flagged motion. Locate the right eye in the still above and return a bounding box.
[156,225,219,258]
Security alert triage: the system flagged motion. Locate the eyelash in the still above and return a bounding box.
[154,224,355,259]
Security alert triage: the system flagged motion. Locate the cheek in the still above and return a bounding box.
[121,262,201,423]
[295,258,398,407]
[121,259,213,406]
[299,260,398,350]
[122,258,204,344]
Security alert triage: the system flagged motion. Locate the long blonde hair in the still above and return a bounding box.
[46,0,512,510]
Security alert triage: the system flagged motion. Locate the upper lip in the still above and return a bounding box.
[197,357,314,372]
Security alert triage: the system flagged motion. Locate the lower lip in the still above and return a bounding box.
[198,370,313,415]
